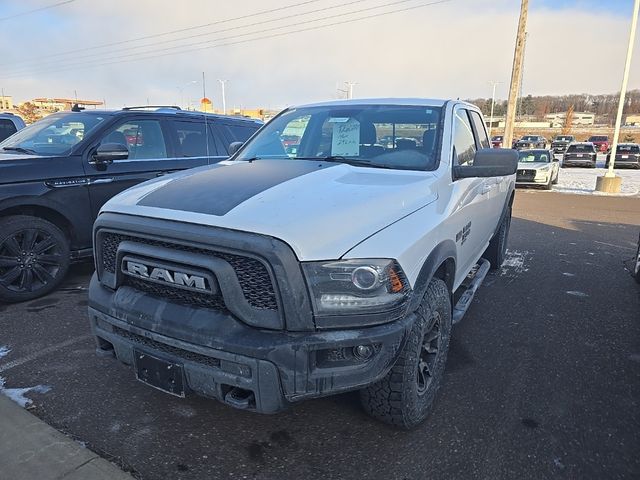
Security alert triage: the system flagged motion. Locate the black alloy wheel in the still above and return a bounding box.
[416,311,442,395]
[0,216,70,302]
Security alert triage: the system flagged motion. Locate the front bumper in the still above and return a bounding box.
[562,157,596,166]
[89,276,412,414]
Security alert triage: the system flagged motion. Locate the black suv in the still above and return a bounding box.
[551,135,575,154]
[0,106,262,302]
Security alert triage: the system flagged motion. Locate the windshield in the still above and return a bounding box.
[555,136,573,141]
[236,105,443,171]
[567,144,594,153]
[518,151,551,163]
[0,112,107,155]
[618,144,640,153]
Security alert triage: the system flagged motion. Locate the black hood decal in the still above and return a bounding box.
[138,160,332,216]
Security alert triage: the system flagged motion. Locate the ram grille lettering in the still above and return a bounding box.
[124,261,208,292]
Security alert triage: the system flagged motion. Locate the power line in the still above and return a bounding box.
[9,0,323,63]
[0,0,76,21]
[1,0,450,79]
[4,0,370,74]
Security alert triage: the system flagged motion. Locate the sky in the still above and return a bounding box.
[0,0,638,110]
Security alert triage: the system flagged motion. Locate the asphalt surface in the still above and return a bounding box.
[0,191,639,480]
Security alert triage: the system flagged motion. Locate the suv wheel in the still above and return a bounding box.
[0,216,70,303]
[483,206,512,270]
[360,278,451,429]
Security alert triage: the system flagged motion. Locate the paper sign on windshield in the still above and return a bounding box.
[331,118,360,156]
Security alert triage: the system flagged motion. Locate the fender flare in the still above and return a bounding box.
[408,239,457,312]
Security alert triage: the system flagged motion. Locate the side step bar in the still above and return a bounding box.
[452,258,490,324]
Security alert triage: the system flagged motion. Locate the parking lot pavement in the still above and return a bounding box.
[0,192,639,480]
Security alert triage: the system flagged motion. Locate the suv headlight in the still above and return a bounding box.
[302,259,409,318]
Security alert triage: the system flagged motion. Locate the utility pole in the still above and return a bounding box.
[596,0,639,193]
[488,81,502,138]
[218,79,228,114]
[503,0,528,149]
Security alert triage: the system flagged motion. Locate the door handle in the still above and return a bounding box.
[90,178,114,184]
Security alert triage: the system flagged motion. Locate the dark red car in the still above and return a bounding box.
[491,135,504,148]
[587,135,609,153]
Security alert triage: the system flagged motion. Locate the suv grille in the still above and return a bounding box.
[100,232,278,311]
[517,169,536,180]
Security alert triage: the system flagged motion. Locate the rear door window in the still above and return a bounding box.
[171,120,222,157]
[101,119,168,160]
[0,119,17,142]
[219,122,259,143]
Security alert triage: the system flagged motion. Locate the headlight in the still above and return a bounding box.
[302,259,409,318]
[538,165,551,172]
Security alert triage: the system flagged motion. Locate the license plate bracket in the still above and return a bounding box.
[134,350,186,397]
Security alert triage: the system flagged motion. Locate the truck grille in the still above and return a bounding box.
[100,232,278,311]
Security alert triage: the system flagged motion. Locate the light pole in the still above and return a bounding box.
[596,0,639,193]
[488,81,502,139]
[218,79,228,114]
[345,81,357,99]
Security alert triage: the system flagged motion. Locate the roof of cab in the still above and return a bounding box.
[46,108,262,124]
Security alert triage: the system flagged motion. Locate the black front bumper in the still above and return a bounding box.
[89,275,413,413]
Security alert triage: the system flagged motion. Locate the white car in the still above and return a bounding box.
[516,149,559,189]
[88,98,518,428]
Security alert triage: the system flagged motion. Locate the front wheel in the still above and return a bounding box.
[0,215,70,303]
[483,205,512,271]
[360,278,452,429]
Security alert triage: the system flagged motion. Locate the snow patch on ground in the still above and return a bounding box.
[566,290,589,298]
[553,164,640,196]
[500,249,530,278]
[0,345,51,408]
[0,346,10,359]
[0,377,51,407]
[562,272,576,277]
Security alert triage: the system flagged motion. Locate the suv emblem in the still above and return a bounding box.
[123,260,209,292]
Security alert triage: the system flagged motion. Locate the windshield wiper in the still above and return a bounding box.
[295,156,393,169]
[2,146,37,155]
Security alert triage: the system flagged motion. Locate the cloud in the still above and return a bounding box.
[1,0,638,109]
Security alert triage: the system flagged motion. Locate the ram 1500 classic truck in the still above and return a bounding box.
[88,99,518,428]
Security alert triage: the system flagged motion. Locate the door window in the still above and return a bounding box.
[101,120,167,160]
[453,109,477,166]
[220,123,258,143]
[469,111,489,149]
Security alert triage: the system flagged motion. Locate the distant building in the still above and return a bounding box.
[31,97,103,112]
[484,116,551,129]
[0,95,13,110]
[625,114,640,126]
[544,112,595,128]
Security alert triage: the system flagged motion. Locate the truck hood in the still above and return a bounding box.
[101,160,438,260]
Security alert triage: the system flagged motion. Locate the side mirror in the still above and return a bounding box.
[454,148,518,179]
[92,143,128,164]
[228,141,244,156]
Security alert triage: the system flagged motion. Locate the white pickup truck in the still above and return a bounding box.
[88,99,518,428]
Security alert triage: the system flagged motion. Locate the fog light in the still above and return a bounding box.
[353,345,373,360]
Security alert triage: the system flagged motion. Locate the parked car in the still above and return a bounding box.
[88,98,518,428]
[0,106,262,302]
[514,135,546,150]
[605,143,640,169]
[0,113,26,143]
[551,135,575,154]
[562,143,597,168]
[515,149,559,189]
[491,135,504,148]
[587,135,609,153]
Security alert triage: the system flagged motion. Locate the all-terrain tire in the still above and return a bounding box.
[0,215,70,303]
[360,278,452,429]
[483,206,512,271]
